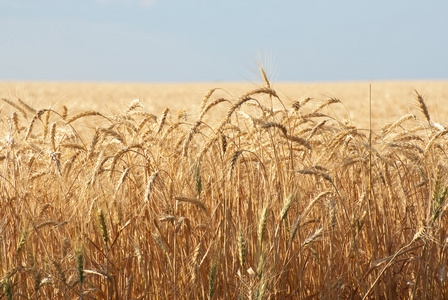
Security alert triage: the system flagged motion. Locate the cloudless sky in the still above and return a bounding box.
[1,0,448,82]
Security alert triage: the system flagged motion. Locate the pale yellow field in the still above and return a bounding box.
[1,80,448,129]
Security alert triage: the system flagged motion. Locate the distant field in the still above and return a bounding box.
[1,79,448,299]
[1,80,448,128]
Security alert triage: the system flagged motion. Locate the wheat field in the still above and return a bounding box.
[1,75,448,299]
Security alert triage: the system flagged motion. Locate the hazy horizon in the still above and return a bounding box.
[1,1,448,83]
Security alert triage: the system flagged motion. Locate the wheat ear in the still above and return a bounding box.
[50,122,57,151]
[261,122,287,136]
[66,111,103,124]
[258,205,269,248]
[1,97,28,118]
[25,109,47,140]
[156,108,169,134]
[17,98,36,114]
[259,65,271,88]
[198,98,230,121]
[145,171,159,202]
[200,88,218,112]
[415,90,431,125]
[175,196,208,214]
[381,114,417,136]
[311,97,341,114]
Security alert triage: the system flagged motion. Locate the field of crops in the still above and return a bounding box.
[1,75,448,299]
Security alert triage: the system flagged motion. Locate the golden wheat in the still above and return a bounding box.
[1,77,448,299]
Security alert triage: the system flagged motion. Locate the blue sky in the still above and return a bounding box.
[1,0,447,82]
